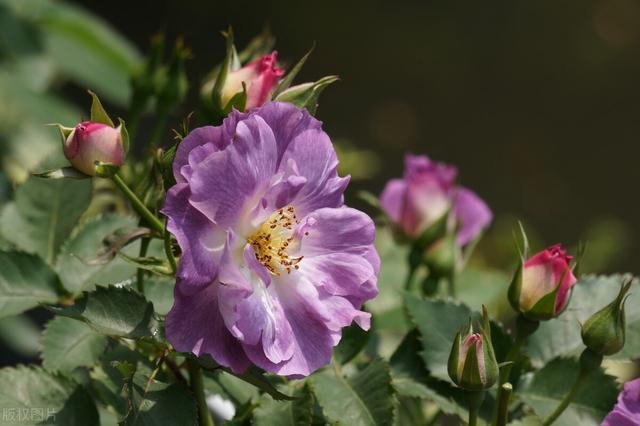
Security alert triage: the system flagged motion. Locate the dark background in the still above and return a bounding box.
[72,0,640,272]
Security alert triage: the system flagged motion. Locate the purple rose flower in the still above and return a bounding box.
[380,154,492,246]
[162,102,379,377]
[602,378,640,426]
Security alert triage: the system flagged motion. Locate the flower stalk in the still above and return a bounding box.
[187,357,215,426]
[495,383,512,426]
[492,314,539,424]
[111,173,165,235]
[467,390,485,426]
[540,348,602,426]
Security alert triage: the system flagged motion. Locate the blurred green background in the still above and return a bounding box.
[75,0,640,273]
[2,0,639,272]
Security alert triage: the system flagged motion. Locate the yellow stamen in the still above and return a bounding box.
[248,206,304,275]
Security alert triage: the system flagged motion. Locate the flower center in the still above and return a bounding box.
[248,206,304,275]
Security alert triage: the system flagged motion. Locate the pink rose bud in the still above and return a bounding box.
[220,51,284,110]
[63,122,124,176]
[380,154,492,246]
[447,306,499,390]
[508,244,578,321]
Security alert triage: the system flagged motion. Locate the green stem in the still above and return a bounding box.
[187,358,214,426]
[541,349,602,426]
[495,383,512,426]
[404,246,422,292]
[136,237,150,293]
[447,271,456,297]
[111,173,164,235]
[492,315,539,425]
[404,264,418,292]
[467,390,485,426]
[541,374,586,426]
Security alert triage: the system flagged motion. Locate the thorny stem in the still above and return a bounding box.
[111,173,164,235]
[136,237,150,293]
[187,357,214,426]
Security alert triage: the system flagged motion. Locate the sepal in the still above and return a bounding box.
[274,75,339,115]
[581,279,632,356]
[88,90,115,127]
[32,167,91,180]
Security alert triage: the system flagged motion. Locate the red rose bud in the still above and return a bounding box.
[447,306,499,391]
[508,244,577,321]
[581,279,632,356]
[63,122,124,176]
[220,51,284,110]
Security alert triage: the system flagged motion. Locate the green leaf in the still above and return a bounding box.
[389,330,470,420]
[118,252,173,276]
[403,295,472,381]
[123,371,197,426]
[51,286,159,338]
[41,316,108,373]
[253,384,313,426]
[0,176,91,264]
[527,274,640,365]
[334,322,370,364]
[203,369,258,407]
[0,251,60,319]
[143,276,174,316]
[88,90,114,127]
[55,214,138,295]
[90,344,156,416]
[310,359,396,426]
[404,295,512,382]
[226,368,295,402]
[0,314,41,357]
[455,266,510,313]
[519,357,618,426]
[0,365,99,425]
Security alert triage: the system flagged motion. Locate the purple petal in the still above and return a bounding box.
[453,186,492,246]
[189,115,279,228]
[402,174,451,237]
[380,179,406,224]
[217,241,295,364]
[165,281,250,373]
[602,378,640,426]
[277,128,349,215]
[296,207,379,306]
[161,183,224,288]
[404,154,457,185]
[248,102,322,167]
[173,121,239,183]
[240,279,340,378]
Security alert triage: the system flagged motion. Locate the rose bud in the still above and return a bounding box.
[447,306,499,391]
[380,154,492,248]
[581,279,632,356]
[63,121,125,176]
[220,51,284,110]
[508,243,578,321]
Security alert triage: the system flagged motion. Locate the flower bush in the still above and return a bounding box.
[0,5,637,426]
